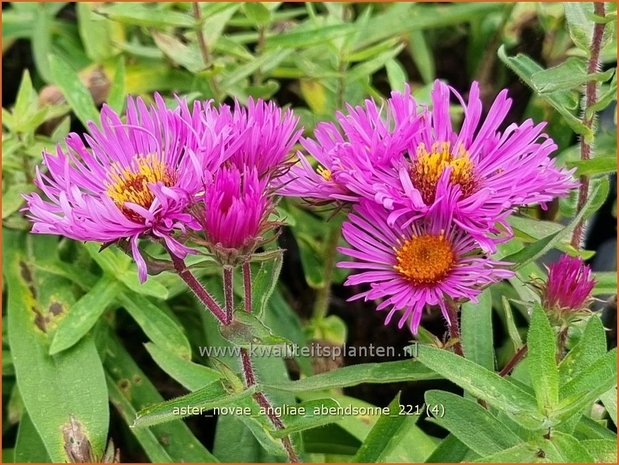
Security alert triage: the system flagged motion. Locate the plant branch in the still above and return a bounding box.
[499,344,528,377]
[570,1,606,249]
[238,261,300,462]
[445,300,464,356]
[243,262,252,313]
[167,251,228,325]
[223,266,234,322]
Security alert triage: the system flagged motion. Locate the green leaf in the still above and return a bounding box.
[14,412,50,463]
[31,4,53,82]
[119,293,191,360]
[49,55,100,128]
[473,442,541,463]
[502,176,609,269]
[219,310,290,348]
[501,296,523,351]
[144,342,222,392]
[555,349,617,421]
[96,3,195,27]
[593,271,618,295]
[250,252,283,318]
[265,24,356,49]
[347,45,405,82]
[497,45,591,138]
[545,431,595,462]
[272,398,344,438]
[461,289,494,370]
[564,2,595,52]
[600,388,617,427]
[566,157,617,176]
[152,31,205,73]
[531,57,614,94]
[559,315,607,385]
[76,2,113,62]
[426,434,469,463]
[351,394,409,462]
[107,56,126,113]
[133,382,256,428]
[243,2,271,26]
[49,277,121,355]
[13,70,36,121]
[415,345,542,429]
[408,29,435,83]
[2,183,34,219]
[385,58,408,93]
[527,304,559,413]
[425,390,521,457]
[263,359,439,392]
[5,232,109,462]
[104,333,218,462]
[581,439,617,463]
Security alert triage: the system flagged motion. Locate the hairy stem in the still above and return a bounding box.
[223,266,234,322]
[570,2,606,249]
[168,251,228,325]
[243,262,252,313]
[445,300,464,356]
[312,225,341,320]
[499,344,528,377]
[239,261,300,462]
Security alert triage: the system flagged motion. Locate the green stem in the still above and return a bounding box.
[312,225,341,320]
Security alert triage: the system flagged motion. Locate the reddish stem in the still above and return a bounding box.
[445,300,464,356]
[571,2,606,249]
[243,262,252,313]
[223,266,234,322]
[168,251,228,325]
[499,344,528,377]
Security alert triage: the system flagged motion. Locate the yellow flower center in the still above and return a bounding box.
[106,153,176,220]
[410,142,477,204]
[394,233,455,285]
[316,165,332,181]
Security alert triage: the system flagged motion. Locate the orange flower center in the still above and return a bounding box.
[394,233,455,285]
[106,153,176,220]
[410,142,477,204]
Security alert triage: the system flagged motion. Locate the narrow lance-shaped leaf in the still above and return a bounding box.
[527,304,559,414]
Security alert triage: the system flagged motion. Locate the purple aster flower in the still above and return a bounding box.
[277,87,420,202]
[207,97,302,180]
[542,255,596,323]
[352,80,576,250]
[337,198,513,334]
[199,166,273,264]
[24,95,226,282]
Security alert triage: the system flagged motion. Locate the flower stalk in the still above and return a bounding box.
[571,1,607,249]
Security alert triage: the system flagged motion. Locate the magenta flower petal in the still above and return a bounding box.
[337,198,513,334]
[24,95,223,281]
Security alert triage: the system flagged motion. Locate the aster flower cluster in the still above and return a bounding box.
[24,95,301,282]
[281,80,576,333]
